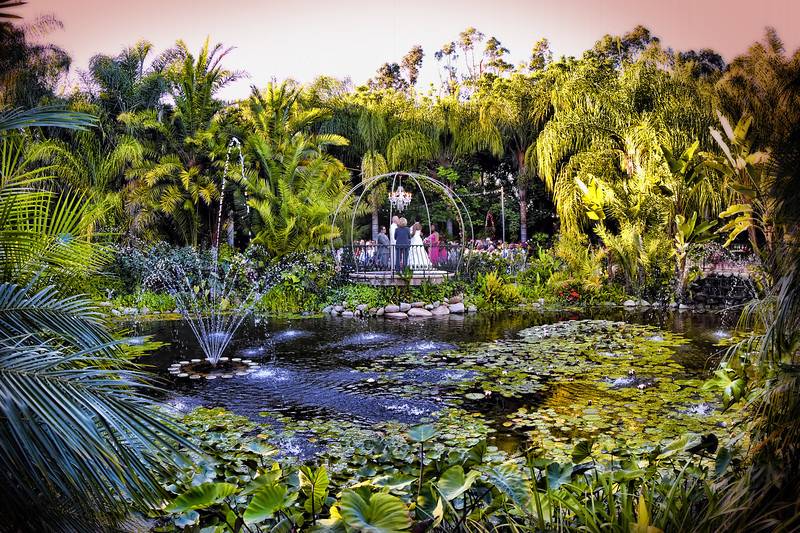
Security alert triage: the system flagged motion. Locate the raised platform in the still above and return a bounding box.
[349,270,453,286]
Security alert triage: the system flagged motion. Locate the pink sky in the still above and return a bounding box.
[19,0,800,100]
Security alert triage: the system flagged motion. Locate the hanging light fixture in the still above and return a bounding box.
[388,183,412,212]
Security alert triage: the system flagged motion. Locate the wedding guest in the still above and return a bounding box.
[394,218,411,271]
[377,226,390,268]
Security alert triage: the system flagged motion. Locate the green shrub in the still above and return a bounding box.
[474,271,522,311]
[325,284,387,310]
[111,291,176,312]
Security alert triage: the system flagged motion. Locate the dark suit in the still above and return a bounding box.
[394,226,411,271]
[376,232,390,268]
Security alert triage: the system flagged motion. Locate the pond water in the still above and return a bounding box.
[133,309,737,460]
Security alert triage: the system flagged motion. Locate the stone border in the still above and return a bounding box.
[322,295,477,319]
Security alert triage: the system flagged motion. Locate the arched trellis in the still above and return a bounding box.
[330,172,475,279]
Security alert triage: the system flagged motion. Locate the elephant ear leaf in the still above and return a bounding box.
[435,465,480,501]
[546,462,573,490]
[168,482,238,512]
[340,490,411,533]
[300,465,330,515]
[244,483,297,524]
[485,464,530,507]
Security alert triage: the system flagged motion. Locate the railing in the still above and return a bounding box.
[340,244,465,274]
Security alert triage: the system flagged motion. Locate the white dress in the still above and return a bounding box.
[389,223,397,270]
[408,230,433,270]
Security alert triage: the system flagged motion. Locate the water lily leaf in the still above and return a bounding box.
[168,482,238,512]
[339,490,411,532]
[407,424,436,443]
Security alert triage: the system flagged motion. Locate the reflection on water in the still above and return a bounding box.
[133,308,735,446]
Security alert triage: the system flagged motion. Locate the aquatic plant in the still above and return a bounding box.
[155,411,735,532]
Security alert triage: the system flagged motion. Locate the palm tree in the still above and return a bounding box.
[353,90,437,239]
[241,83,350,256]
[85,40,168,118]
[25,123,145,235]
[0,107,191,529]
[0,282,191,530]
[476,70,552,242]
[0,135,108,287]
[0,105,96,132]
[123,38,242,246]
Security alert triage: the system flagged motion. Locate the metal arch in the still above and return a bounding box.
[329,171,475,274]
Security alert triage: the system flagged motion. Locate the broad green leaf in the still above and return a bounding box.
[485,464,530,507]
[244,483,297,524]
[546,462,573,490]
[435,465,480,501]
[168,482,238,512]
[715,447,732,476]
[300,466,330,515]
[339,490,411,533]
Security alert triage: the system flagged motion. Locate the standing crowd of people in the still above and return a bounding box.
[347,219,533,273]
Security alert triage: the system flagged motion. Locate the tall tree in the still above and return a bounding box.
[124,38,242,246]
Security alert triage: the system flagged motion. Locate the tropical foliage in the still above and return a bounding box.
[3,0,800,529]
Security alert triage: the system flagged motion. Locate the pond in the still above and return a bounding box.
[132,309,738,461]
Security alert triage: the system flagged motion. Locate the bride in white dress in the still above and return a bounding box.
[408,222,433,270]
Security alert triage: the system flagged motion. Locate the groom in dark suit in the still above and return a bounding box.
[394,217,410,272]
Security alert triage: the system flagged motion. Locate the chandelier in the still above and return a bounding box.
[388,184,412,212]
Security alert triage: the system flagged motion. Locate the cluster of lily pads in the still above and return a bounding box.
[153,406,737,532]
[348,320,736,459]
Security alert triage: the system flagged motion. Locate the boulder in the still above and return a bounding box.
[467,305,477,313]
[385,312,408,320]
[376,307,385,316]
[384,304,400,313]
[356,304,367,311]
[623,299,637,307]
[638,300,651,307]
[322,305,333,314]
[411,301,425,308]
[431,305,450,316]
[111,309,121,316]
[400,302,412,312]
[333,305,344,313]
[407,308,433,318]
[678,303,694,311]
[449,302,465,314]
[341,310,354,318]
[432,301,440,308]
[424,304,434,310]
[448,295,463,304]
[140,307,150,315]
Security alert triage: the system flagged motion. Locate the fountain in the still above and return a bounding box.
[145,137,267,375]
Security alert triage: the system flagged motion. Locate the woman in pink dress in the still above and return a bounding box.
[427,224,443,265]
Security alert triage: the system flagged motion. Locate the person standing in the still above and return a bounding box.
[389,215,399,270]
[376,226,390,269]
[394,218,411,272]
[427,224,442,265]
